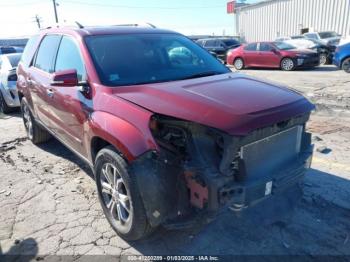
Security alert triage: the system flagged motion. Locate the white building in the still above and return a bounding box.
[235,0,350,42]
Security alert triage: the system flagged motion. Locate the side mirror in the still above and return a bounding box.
[51,69,78,87]
[271,48,278,54]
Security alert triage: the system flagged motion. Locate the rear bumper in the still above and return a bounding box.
[0,83,20,108]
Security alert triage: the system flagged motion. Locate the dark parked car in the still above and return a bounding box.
[227,41,320,71]
[306,38,337,65]
[196,38,241,62]
[17,26,314,240]
[0,46,18,55]
[334,42,350,73]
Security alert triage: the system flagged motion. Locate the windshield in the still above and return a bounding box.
[222,39,240,47]
[85,33,230,87]
[319,31,338,39]
[274,42,296,50]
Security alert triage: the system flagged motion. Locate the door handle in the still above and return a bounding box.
[46,88,54,98]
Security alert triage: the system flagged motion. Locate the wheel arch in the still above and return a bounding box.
[341,55,350,66]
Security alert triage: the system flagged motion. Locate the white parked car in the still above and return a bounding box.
[275,36,291,42]
[0,53,21,113]
[339,36,350,46]
[284,39,316,49]
[303,31,341,45]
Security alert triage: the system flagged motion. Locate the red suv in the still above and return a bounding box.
[227,41,320,71]
[17,25,314,240]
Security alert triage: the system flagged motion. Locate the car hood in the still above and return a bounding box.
[113,73,314,135]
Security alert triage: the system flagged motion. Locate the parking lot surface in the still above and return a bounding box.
[0,66,350,258]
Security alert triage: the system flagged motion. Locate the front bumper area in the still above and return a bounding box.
[220,151,312,212]
[295,55,320,68]
[131,114,314,228]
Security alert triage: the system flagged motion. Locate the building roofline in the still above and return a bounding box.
[236,0,285,11]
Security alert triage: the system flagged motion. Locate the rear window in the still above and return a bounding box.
[244,43,257,51]
[7,54,22,67]
[222,39,240,47]
[21,35,39,67]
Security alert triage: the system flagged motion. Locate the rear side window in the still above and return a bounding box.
[54,36,86,81]
[204,40,215,47]
[21,35,39,67]
[34,35,61,73]
[244,43,257,51]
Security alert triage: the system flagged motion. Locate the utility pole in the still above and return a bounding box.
[33,14,42,29]
[52,0,59,23]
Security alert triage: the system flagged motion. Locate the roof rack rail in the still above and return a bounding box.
[113,22,156,28]
[43,21,84,30]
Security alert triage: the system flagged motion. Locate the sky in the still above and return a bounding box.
[0,0,260,38]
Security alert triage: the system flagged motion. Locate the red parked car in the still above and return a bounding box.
[17,25,314,240]
[227,41,320,71]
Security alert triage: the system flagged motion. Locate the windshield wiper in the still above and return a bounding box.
[181,71,223,80]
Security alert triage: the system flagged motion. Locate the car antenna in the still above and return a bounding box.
[75,21,84,29]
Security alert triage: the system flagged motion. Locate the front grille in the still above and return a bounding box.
[240,126,303,182]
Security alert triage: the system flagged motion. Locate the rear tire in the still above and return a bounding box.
[233,58,244,70]
[21,98,51,144]
[281,58,295,71]
[341,57,350,73]
[0,91,12,114]
[95,146,154,240]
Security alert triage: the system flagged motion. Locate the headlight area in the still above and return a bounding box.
[130,114,227,229]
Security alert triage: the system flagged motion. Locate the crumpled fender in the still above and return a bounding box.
[87,111,158,162]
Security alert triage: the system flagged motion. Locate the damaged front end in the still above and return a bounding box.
[130,113,314,228]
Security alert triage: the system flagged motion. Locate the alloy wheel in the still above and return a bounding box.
[319,54,327,65]
[100,162,131,224]
[22,103,33,140]
[234,58,244,70]
[281,58,294,71]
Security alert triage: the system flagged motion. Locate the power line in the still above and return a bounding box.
[63,0,223,10]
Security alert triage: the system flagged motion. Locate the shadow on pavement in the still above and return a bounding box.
[0,238,38,262]
[36,138,94,179]
[0,111,21,120]
[128,168,350,255]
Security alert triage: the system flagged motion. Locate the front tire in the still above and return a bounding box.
[281,58,295,71]
[233,58,244,70]
[319,53,328,66]
[21,98,51,144]
[95,146,153,240]
[342,58,350,73]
